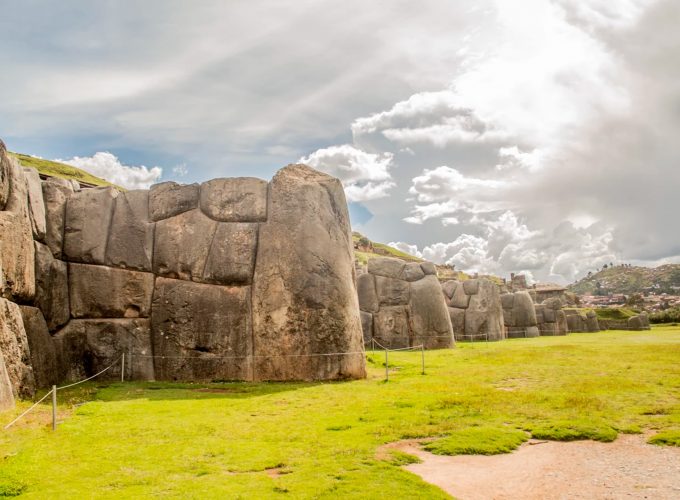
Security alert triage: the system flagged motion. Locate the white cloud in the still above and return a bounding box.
[300,144,395,202]
[409,166,509,203]
[172,163,188,177]
[57,152,162,189]
[387,241,422,258]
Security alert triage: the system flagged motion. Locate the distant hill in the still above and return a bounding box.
[10,152,118,188]
[568,264,680,295]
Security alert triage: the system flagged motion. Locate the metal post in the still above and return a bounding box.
[121,352,125,382]
[51,385,57,431]
[421,344,425,375]
[384,348,389,382]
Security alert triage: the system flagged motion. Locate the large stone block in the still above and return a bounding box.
[465,280,505,341]
[252,165,365,381]
[513,291,537,327]
[19,306,59,388]
[0,211,36,301]
[202,222,258,285]
[54,319,154,381]
[41,178,73,258]
[463,279,480,295]
[357,273,379,313]
[408,275,454,348]
[401,262,425,282]
[360,311,373,344]
[151,278,251,381]
[501,293,514,310]
[149,181,199,221]
[0,298,35,398]
[199,177,268,222]
[34,242,70,331]
[442,280,458,300]
[420,261,437,276]
[367,257,405,279]
[69,263,154,319]
[450,282,470,308]
[448,307,466,339]
[585,311,600,332]
[375,275,410,306]
[106,189,155,271]
[22,167,46,241]
[373,306,410,349]
[63,187,118,264]
[152,209,216,282]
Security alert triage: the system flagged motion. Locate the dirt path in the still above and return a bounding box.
[384,435,680,499]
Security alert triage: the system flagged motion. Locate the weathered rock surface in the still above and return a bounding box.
[34,242,70,331]
[449,282,471,309]
[0,298,35,398]
[586,311,600,332]
[360,311,373,344]
[151,278,251,381]
[503,291,539,338]
[22,167,46,241]
[149,181,199,221]
[69,263,154,319]
[375,275,410,306]
[252,165,365,381]
[152,209,216,282]
[373,306,410,348]
[54,319,154,381]
[203,222,258,285]
[420,261,437,276]
[0,352,13,410]
[448,307,466,335]
[0,211,36,301]
[41,178,73,258]
[199,177,268,222]
[409,275,454,348]
[106,189,154,271]
[367,257,405,279]
[19,306,58,388]
[357,273,379,313]
[63,187,118,264]
[464,280,505,341]
[0,157,35,301]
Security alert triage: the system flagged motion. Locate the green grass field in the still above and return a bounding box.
[1,328,679,498]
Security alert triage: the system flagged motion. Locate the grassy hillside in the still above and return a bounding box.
[352,232,469,281]
[2,329,678,497]
[569,264,680,295]
[10,152,117,188]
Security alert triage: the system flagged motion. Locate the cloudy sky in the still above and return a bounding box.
[1,0,678,284]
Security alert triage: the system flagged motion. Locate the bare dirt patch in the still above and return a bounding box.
[385,434,680,499]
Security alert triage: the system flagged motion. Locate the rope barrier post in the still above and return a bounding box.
[384,347,389,382]
[121,352,125,382]
[421,344,425,375]
[51,385,57,431]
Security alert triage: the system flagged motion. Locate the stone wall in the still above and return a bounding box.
[534,298,568,336]
[501,291,539,338]
[0,138,365,405]
[443,279,505,341]
[564,309,600,333]
[358,258,454,349]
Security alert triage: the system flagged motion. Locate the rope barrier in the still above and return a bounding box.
[56,355,124,391]
[3,389,54,430]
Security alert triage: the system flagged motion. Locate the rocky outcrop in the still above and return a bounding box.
[443,279,505,341]
[1,147,366,388]
[360,257,454,349]
[252,165,366,380]
[502,291,539,338]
